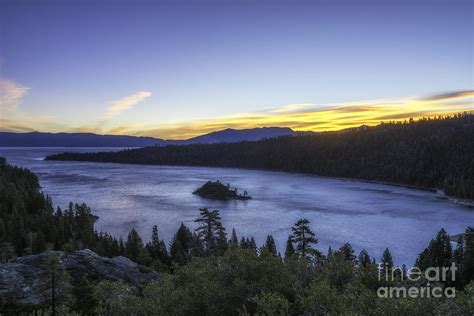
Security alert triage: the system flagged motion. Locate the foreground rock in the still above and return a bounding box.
[0,249,158,307]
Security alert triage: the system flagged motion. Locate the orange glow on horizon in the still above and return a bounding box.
[123,90,474,140]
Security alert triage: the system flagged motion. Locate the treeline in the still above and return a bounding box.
[47,113,474,199]
[86,226,474,315]
[87,211,474,289]
[8,212,474,315]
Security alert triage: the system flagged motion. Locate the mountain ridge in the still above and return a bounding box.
[0,127,297,147]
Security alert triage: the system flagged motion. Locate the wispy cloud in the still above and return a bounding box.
[420,90,474,102]
[104,91,152,120]
[0,79,29,110]
[0,79,63,133]
[0,118,36,132]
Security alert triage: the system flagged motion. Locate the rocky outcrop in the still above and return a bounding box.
[193,180,251,200]
[0,249,158,307]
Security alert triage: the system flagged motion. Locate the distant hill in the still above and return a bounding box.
[0,127,296,147]
[182,127,294,144]
[0,132,167,147]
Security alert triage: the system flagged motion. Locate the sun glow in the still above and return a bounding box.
[124,90,474,139]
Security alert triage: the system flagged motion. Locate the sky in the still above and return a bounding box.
[0,0,473,139]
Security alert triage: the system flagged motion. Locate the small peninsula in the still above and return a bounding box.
[193,181,251,200]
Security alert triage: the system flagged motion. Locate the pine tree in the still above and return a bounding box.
[453,234,464,287]
[229,228,239,248]
[327,246,333,262]
[338,243,356,262]
[146,225,169,264]
[191,232,205,257]
[71,277,99,315]
[416,228,453,271]
[147,225,160,259]
[195,208,227,256]
[170,223,194,266]
[110,238,121,257]
[462,227,474,284]
[381,248,393,276]
[284,236,295,260]
[119,237,125,255]
[124,228,144,262]
[74,203,96,248]
[249,237,257,255]
[40,253,70,315]
[290,218,319,260]
[358,249,371,267]
[263,235,277,256]
[137,247,152,266]
[415,242,433,271]
[240,237,248,249]
[432,228,452,267]
[216,226,228,255]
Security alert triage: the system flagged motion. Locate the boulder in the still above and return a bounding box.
[0,249,158,307]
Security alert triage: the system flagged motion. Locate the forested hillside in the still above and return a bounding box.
[0,157,114,259]
[48,113,474,199]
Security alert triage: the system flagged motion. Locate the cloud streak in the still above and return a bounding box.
[104,91,152,120]
[0,79,65,133]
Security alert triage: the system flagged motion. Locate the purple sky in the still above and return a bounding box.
[0,0,472,138]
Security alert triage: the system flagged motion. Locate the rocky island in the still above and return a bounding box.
[193,181,251,200]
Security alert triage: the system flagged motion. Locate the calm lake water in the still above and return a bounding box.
[1,147,473,265]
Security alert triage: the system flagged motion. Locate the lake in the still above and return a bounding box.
[1,147,473,265]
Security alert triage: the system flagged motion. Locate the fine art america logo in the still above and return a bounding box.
[377,262,457,298]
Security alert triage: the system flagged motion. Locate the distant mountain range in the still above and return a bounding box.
[182,127,294,144]
[0,127,299,147]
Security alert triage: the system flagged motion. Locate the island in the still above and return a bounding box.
[193,180,251,200]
